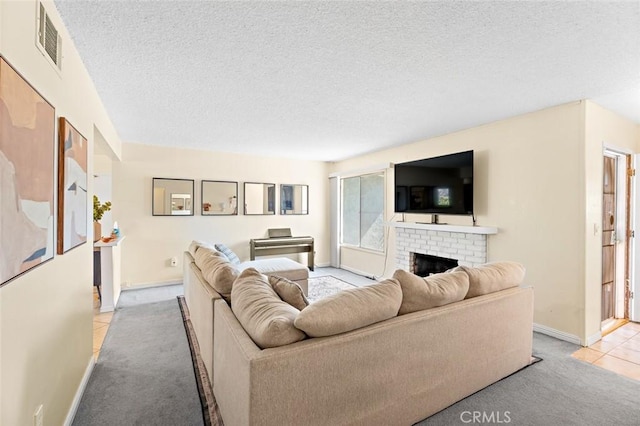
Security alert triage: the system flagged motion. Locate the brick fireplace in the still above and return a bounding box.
[391,223,497,273]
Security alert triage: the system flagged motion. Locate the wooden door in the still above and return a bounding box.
[602,156,616,321]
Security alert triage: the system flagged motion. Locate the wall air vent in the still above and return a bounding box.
[36,2,62,70]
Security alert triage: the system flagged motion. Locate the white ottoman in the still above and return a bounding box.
[238,258,309,295]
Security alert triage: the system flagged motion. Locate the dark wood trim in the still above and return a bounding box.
[624,154,633,319]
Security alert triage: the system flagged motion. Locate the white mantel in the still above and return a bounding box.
[388,222,498,235]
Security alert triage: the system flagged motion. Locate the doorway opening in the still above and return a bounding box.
[601,149,634,334]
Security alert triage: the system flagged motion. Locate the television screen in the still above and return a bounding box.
[394,150,473,215]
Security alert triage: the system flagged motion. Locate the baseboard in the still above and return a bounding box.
[586,330,602,347]
[533,323,582,346]
[64,355,95,426]
[122,279,182,291]
[314,262,330,268]
[338,264,377,280]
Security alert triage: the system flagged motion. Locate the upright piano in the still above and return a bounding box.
[250,228,314,270]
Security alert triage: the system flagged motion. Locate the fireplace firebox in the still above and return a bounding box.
[411,253,458,277]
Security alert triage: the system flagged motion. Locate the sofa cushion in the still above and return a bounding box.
[231,268,306,349]
[293,279,402,337]
[194,246,239,298]
[188,240,216,257]
[451,261,526,299]
[392,269,470,315]
[269,275,309,311]
[238,258,308,282]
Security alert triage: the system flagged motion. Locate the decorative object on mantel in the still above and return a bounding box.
[57,117,88,254]
[0,57,56,287]
[93,195,112,242]
[111,221,120,238]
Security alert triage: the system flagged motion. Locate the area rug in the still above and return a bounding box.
[307,275,357,303]
[178,296,224,426]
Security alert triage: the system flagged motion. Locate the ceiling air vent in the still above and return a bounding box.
[37,2,62,69]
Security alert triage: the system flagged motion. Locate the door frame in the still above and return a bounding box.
[602,146,635,325]
[632,154,639,322]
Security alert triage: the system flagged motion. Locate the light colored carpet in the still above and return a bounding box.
[420,333,640,425]
[73,297,204,426]
[307,275,357,303]
[178,296,223,426]
[77,283,640,425]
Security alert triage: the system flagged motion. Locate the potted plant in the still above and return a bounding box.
[93,195,112,242]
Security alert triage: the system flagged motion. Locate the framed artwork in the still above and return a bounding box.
[0,56,56,286]
[57,117,88,254]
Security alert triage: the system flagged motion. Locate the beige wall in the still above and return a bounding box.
[113,143,329,286]
[332,102,591,339]
[0,1,121,425]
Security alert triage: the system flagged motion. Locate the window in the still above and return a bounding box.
[341,172,384,252]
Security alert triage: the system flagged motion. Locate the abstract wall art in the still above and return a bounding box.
[57,117,88,254]
[0,57,56,286]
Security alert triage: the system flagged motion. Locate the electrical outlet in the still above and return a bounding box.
[34,405,43,426]
[170,257,178,267]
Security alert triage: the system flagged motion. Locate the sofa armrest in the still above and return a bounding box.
[183,252,222,386]
[213,299,262,426]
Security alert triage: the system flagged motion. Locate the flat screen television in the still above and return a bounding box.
[394,150,473,215]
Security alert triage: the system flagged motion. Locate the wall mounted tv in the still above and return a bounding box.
[394,150,474,215]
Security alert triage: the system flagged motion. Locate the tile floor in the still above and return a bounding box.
[572,321,640,381]
[92,288,113,359]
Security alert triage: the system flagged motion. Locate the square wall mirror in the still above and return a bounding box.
[152,178,194,216]
[202,180,238,215]
[280,184,309,215]
[244,182,275,215]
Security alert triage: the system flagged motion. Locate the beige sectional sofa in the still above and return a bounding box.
[183,243,309,386]
[184,243,534,425]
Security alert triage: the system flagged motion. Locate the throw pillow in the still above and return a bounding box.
[231,268,306,349]
[269,275,309,311]
[451,261,526,299]
[194,246,239,298]
[392,269,470,315]
[214,243,241,265]
[294,278,402,338]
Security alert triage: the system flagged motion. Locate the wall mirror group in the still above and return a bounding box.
[244,182,276,215]
[152,178,194,216]
[201,180,238,215]
[280,184,309,215]
[152,179,308,216]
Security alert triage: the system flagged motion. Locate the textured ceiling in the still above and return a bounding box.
[54,1,640,161]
